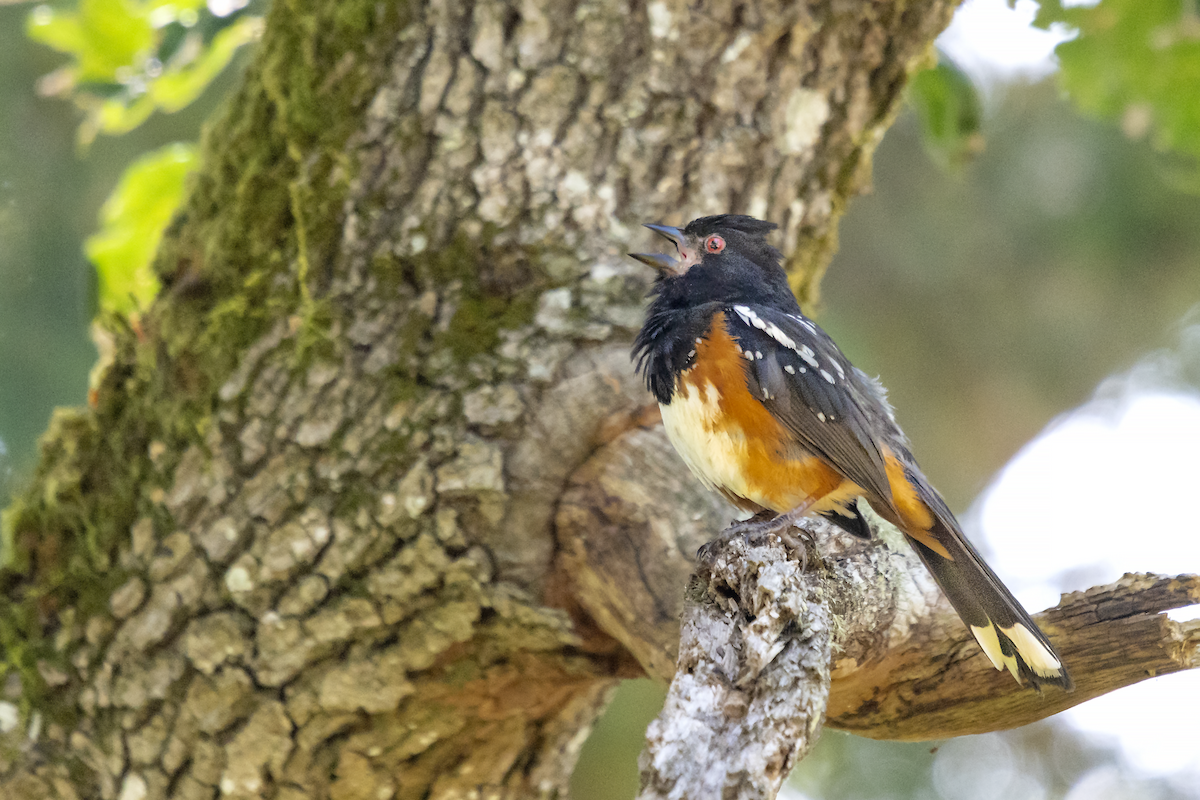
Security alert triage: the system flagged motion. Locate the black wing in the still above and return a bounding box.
[821,501,874,539]
[726,305,1072,688]
[724,304,900,514]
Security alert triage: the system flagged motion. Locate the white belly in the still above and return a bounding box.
[659,382,756,504]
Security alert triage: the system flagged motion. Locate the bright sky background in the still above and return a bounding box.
[937,0,1073,86]
[979,386,1200,786]
[937,0,1200,792]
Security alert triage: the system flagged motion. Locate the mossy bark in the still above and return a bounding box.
[0,0,960,797]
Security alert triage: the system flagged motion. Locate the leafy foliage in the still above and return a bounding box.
[1036,0,1200,180]
[24,0,256,321]
[84,142,196,316]
[26,0,259,145]
[908,58,986,170]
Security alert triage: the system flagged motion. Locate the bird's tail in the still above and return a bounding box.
[902,508,1073,690]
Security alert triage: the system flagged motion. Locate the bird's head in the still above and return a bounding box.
[629,215,794,309]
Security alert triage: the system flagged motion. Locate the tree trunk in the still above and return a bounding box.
[17,0,1194,799]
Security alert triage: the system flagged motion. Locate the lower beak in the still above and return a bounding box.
[628,252,679,272]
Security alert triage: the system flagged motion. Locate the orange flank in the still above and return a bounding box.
[660,312,854,516]
[882,450,951,559]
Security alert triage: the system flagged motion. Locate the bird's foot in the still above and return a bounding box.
[696,503,813,565]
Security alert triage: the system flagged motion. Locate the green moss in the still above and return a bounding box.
[292,298,338,368]
[0,406,134,724]
[151,0,413,388]
[0,0,416,723]
[440,293,537,361]
[403,229,548,364]
[441,657,482,687]
[395,310,434,362]
[331,484,376,523]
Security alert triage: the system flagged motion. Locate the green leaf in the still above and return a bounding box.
[146,17,259,114]
[26,0,259,143]
[27,0,154,82]
[85,143,197,317]
[908,59,986,171]
[1035,0,1200,168]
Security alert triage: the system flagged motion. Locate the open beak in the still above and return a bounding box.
[628,252,678,271]
[628,223,687,273]
[643,223,686,248]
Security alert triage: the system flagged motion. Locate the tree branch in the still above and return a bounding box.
[637,533,831,800]
[831,570,1200,740]
[558,424,1200,790]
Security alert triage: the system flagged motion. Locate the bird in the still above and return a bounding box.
[629,214,1072,690]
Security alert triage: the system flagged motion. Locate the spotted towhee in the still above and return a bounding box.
[631,214,1071,690]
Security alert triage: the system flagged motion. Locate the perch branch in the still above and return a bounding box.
[637,532,831,800]
[557,426,1200,772]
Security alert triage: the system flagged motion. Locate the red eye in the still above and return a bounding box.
[705,235,725,254]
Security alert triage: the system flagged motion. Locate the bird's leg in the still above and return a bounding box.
[697,499,815,564]
[729,499,814,537]
[737,508,777,527]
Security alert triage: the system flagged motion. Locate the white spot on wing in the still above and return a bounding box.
[821,369,835,384]
[733,305,800,353]
[762,321,796,349]
[797,345,819,368]
[784,365,795,375]
[788,313,817,333]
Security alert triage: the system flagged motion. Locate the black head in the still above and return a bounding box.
[629,215,796,311]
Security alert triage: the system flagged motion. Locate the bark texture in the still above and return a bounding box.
[638,532,833,800]
[1,0,1110,797]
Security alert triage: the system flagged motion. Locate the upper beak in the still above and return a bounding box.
[643,223,686,249]
[628,223,687,273]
